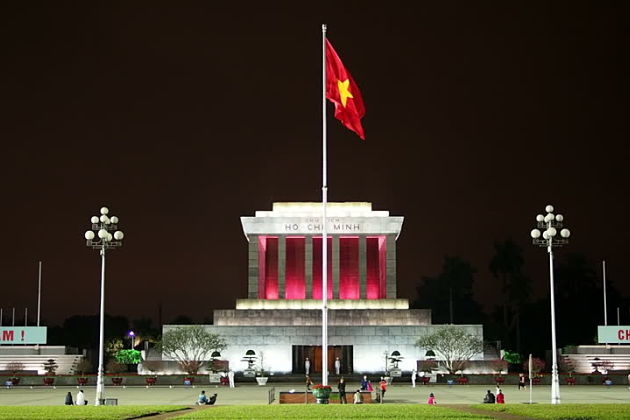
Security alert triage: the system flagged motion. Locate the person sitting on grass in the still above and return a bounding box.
[75,389,87,405]
[426,392,437,405]
[353,389,363,404]
[496,390,505,404]
[197,390,218,405]
[483,389,495,404]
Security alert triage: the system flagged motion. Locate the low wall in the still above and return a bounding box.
[279,391,373,404]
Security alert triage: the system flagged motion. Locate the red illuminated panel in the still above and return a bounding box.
[312,237,333,299]
[285,237,305,299]
[339,236,359,299]
[258,236,267,299]
[264,236,279,299]
[366,237,380,299]
[379,236,387,297]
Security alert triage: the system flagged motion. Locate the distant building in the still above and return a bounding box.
[161,202,484,374]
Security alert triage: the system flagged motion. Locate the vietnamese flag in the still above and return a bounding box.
[325,39,366,140]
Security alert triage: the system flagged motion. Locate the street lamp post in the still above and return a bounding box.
[127,330,135,349]
[85,206,124,406]
[530,204,570,405]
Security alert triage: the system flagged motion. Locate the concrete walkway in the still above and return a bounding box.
[1,382,628,406]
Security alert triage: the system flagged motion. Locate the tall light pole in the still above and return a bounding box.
[530,204,570,405]
[85,206,124,406]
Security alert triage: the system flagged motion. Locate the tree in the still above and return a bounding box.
[43,359,58,375]
[412,256,484,324]
[160,325,227,375]
[489,239,531,353]
[416,326,483,374]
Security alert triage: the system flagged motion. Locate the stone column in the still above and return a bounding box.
[248,235,259,298]
[305,236,313,299]
[359,235,367,299]
[278,235,286,299]
[332,235,340,299]
[386,234,397,298]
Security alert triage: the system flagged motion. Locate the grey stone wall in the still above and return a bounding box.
[213,309,431,326]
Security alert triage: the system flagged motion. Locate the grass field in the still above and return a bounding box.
[0,405,186,420]
[473,403,630,420]
[172,405,490,419]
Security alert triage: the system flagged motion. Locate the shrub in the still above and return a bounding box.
[75,358,92,375]
[6,361,24,376]
[106,360,126,374]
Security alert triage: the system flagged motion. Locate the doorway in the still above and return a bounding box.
[292,345,353,374]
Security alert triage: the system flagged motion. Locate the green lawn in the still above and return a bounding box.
[172,404,491,419]
[0,405,187,420]
[473,403,630,419]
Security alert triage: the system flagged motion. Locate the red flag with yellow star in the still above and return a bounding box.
[326,39,365,140]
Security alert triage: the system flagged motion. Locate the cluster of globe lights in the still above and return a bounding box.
[84,207,124,245]
[530,204,570,242]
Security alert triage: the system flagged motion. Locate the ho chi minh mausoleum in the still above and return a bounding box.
[162,202,484,374]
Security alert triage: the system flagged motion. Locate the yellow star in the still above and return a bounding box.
[337,79,354,107]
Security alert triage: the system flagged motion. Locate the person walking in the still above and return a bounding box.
[411,369,417,387]
[338,377,347,404]
[518,373,526,390]
[305,375,313,390]
[379,377,388,402]
[64,392,73,405]
[426,392,437,405]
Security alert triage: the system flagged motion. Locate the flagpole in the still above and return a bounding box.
[321,23,329,387]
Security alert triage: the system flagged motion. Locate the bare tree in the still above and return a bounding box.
[159,325,227,375]
[416,326,483,374]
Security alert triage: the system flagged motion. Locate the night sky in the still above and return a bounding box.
[1,2,628,327]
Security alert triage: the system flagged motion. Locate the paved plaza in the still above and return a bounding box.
[1,383,629,406]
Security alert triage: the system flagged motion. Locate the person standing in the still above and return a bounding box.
[334,357,341,375]
[496,390,505,404]
[227,370,235,388]
[305,357,311,375]
[518,373,526,390]
[338,377,347,404]
[75,389,87,405]
[64,392,73,405]
[411,369,417,387]
[379,377,388,402]
[426,392,437,405]
[360,375,369,391]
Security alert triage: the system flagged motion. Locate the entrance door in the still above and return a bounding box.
[293,345,353,374]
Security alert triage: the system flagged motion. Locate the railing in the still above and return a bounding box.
[268,387,275,404]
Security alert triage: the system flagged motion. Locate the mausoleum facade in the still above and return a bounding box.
[162,202,484,375]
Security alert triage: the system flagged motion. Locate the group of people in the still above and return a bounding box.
[483,388,505,404]
[63,390,88,406]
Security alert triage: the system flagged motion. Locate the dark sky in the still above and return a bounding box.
[1,2,628,327]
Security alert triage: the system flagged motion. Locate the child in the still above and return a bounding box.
[427,392,437,405]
